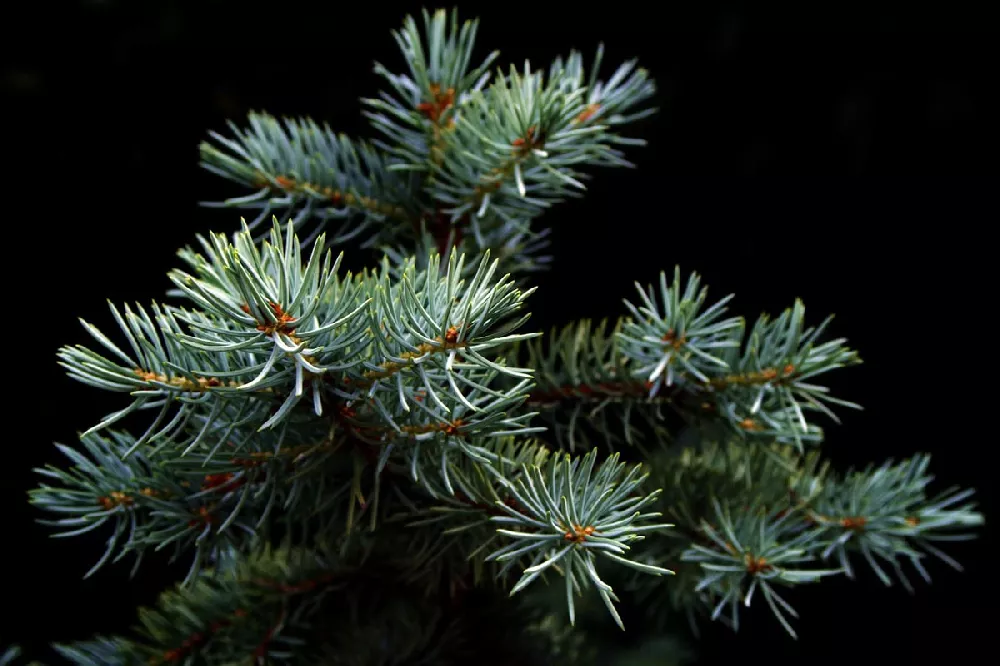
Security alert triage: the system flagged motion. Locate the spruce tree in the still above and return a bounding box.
[14,8,982,665]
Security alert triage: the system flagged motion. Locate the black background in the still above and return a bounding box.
[5,0,997,663]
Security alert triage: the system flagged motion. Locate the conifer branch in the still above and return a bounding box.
[49,545,360,665]
[34,7,984,662]
[44,218,674,634]
[200,8,656,280]
[511,268,862,453]
[622,438,983,638]
[199,113,419,247]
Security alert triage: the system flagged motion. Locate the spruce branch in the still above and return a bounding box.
[200,114,418,247]
[679,499,840,638]
[791,454,984,591]
[33,6,984,663]
[334,245,545,478]
[379,220,554,285]
[199,8,655,281]
[520,318,673,452]
[58,221,371,454]
[415,43,654,271]
[483,449,673,630]
[30,425,355,583]
[47,549,616,666]
[57,220,540,459]
[46,219,559,582]
[368,8,654,264]
[622,438,983,638]
[382,438,674,629]
[706,298,862,448]
[513,311,700,455]
[393,442,677,631]
[50,545,359,666]
[364,8,500,171]
[618,267,744,391]
[428,47,655,224]
[511,269,861,453]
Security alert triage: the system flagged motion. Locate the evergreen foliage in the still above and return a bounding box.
[16,8,982,665]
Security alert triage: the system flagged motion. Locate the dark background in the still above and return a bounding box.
[5,0,997,663]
